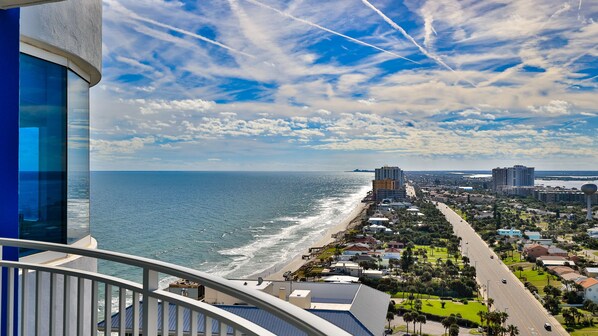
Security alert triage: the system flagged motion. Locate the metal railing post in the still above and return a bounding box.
[142,268,158,336]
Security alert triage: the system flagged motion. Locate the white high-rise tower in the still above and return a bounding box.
[582,184,597,221]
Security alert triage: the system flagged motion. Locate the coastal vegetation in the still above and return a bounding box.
[413,172,597,335]
[293,197,485,328]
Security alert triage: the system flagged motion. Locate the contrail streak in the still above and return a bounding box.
[106,0,254,58]
[135,16,255,58]
[241,0,418,64]
[361,0,477,87]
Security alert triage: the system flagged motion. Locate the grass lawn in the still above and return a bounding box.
[554,309,598,335]
[571,328,598,336]
[413,245,463,266]
[516,267,561,295]
[502,252,526,266]
[316,246,337,260]
[398,299,486,324]
[392,291,441,300]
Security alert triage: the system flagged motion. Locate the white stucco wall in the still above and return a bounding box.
[586,286,598,303]
[20,0,102,85]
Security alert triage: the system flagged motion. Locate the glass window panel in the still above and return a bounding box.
[67,70,90,243]
[19,53,67,248]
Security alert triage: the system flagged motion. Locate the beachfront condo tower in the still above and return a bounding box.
[373,166,406,202]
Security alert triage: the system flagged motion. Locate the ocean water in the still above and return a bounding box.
[91,171,372,285]
[535,179,598,189]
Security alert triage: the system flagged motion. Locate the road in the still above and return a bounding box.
[436,202,568,336]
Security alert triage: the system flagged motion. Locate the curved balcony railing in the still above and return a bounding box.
[0,238,351,336]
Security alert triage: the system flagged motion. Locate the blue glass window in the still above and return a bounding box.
[67,70,90,243]
[19,54,68,246]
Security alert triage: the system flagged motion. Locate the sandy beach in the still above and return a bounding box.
[260,201,368,280]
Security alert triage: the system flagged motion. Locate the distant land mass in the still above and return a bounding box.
[350,169,375,173]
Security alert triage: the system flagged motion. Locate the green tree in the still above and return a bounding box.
[507,324,520,336]
[562,308,575,326]
[441,316,456,335]
[386,311,394,330]
[543,295,561,315]
[477,310,486,330]
[449,323,460,336]
[416,314,426,335]
[414,299,422,312]
[403,312,414,334]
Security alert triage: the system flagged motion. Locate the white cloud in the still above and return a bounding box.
[91,137,155,154]
[528,100,571,115]
[139,99,215,115]
[93,0,598,170]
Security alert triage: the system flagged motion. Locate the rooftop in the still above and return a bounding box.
[98,303,373,336]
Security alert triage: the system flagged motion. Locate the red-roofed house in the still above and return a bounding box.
[343,244,371,256]
[523,244,548,261]
[547,266,576,277]
[387,241,404,249]
[576,278,598,303]
[382,248,401,260]
[353,235,378,248]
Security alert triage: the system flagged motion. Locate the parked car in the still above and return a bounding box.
[544,323,552,331]
[502,278,507,284]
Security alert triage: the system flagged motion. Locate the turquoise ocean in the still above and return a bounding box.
[91,171,372,285]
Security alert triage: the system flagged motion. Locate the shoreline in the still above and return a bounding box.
[257,200,368,281]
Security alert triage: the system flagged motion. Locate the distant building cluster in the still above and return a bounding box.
[534,188,598,204]
[492,165,535,196]
[372,166,406,202]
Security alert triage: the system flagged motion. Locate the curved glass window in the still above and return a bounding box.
[18,53,90,250]
[67,70,90,243]
[19,54,67,245]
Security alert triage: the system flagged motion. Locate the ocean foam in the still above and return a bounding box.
[216,184,370,278]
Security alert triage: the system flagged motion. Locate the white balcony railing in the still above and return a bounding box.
[0,238,351,336]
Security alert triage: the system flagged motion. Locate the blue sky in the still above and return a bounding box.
[91,0,598,171]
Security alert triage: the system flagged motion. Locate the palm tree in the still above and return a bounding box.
[499,311,508,326]
[386,311,394,330]
[416,314,426,335]
[449,323,460,336]
[441,316,456,335]
[477,310,486,330]
[414,299,422,312]
[507,324,519,335]
[403,312,414,334]
[487,297,494,312]
[441,317,451,335]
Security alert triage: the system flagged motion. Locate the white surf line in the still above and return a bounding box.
[106,0,254,58]
[361,0,477,88]
[241,0,419,64]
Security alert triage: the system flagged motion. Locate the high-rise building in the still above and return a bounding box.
[373,166,405,201]
[375,166,404,185]
[492,165,535,195]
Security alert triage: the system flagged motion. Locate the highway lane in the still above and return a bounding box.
[436,202,568,336]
